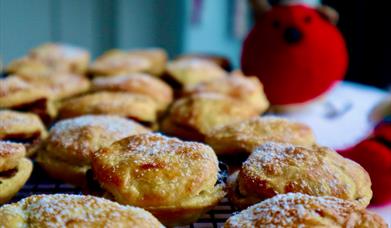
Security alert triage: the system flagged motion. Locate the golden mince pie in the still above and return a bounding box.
[91,73,173,112]
[225,193,387,228]
[90,133,225,226]
[0,76,57,122]
[164,58,227,90]
[0,194,163,227]
[0,110,47,157]
[7,43,90,76]
[58,91,158,128]
[160,93,260,142]
[183,70,269,114]
[205,116,316,156]
[36,115,150,187]
[227,142,373,209]
[89,48,167,76]
[0,142,33,204]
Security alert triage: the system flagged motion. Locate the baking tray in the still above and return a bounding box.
[11,163,235,228]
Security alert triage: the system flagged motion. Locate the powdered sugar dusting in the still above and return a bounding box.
[3,194,163,227]
[226,193,359,227]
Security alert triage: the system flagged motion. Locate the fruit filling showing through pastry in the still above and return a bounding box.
[0,168,18,184]
[2,132,41,148]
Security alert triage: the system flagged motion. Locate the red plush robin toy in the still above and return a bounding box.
[339,116,391,205]
[242,0,348,106]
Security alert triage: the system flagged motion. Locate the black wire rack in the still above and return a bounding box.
[11,163,236,228]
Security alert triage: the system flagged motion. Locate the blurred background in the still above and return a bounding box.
[0,0,390,89]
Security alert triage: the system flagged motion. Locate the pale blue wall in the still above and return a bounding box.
[182,0,246,68]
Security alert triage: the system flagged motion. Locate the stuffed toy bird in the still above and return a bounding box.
[242,1,348,106]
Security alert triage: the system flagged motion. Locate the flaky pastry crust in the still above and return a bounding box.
[91,133,225,226]
[184,71,269,113]
[92,73,173,111]
[58,92,158,125]
[7,43,90,76]
[228,142,373,209]
[160,93,260,141]
[206,116,316,156]
[225,193,387,228]
[37,115,150,187]
[89,48,167,76]
[166,58,227,89]
[0,194,164,227]
[0,110,48,156]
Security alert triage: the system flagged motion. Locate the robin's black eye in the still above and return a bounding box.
[304,15,312,24]
[272,20,281,29]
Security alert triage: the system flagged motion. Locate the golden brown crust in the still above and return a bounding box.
[91,133,225,226]
[205,116,316,156]
[58,92,158,124]
[166,58,227,89]
[0,76,52,109]
[184,71,269,113]
[7,43,90,76]
[228,143,372,209]
[92,73,173,111]
[37,115,150,187]
[89,48,167,76]
[225,193,387,228]
[0,142,25,172]
[0,110,48,157]
[160,93,260,141]
[0,158,33,204]
[0,194,164,227]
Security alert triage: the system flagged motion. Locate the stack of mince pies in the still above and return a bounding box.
[0,43,387,228]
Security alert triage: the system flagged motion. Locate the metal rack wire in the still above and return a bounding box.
[12,164,235,228]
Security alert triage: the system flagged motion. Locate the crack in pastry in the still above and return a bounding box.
[0,110,48,157]
[160,93,261,142]
[7,43,90,76]
[0,194,164,227]
[227,142,373,209]
[89,48,167,76]
[183,70,269,114]
[36,115,150,188]
[90,133,226,226]
[206,116,316,156]
[0,141,33,204]
[225,193,387,228]
[92,73,173,112]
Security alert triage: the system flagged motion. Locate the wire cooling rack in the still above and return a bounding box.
[11,163,235,228]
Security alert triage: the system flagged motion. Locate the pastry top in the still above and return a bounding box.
[19,73,90,100]
[7,43,90,76]
[225,193,387,228]
[0,76,51,108]
[238,142,372,207]
[166,58,227,88]
[58,92,158,123]
[92,73,173,111]
[0,141,25,172]
[162,93,259,138]
[205,116,316,155]
[184,71,269,113]
[176,54,232,70]
[89,48,167,76]
[43,115,150,166]
[0,194,164,228]
[0,110,47,141]
[91,133,219,207]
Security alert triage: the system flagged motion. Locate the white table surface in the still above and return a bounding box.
[275,81,391,224]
